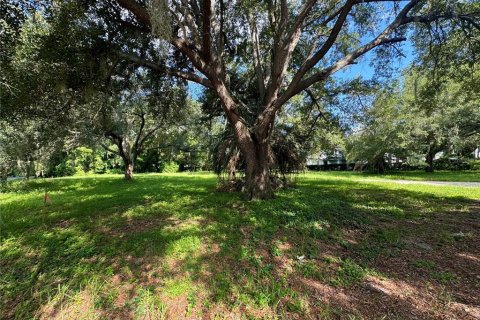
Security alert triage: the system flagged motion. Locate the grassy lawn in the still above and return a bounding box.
[1,173,479,319]
[305,170,480,182]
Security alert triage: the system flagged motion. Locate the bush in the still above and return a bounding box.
[136,150,163,173]
[469,160,480,170]
[162,162,179,173]
[433,157,470,170]
[105,168,123,174]
[73,147,95,173]
[54,161,76,176]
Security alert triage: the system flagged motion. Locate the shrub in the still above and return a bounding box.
[162,162,179,173]
[54,161,76,177]
[469,160,480,170]
[433,157,470,170]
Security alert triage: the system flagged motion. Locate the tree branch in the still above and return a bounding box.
[139,124,163,147]
[115,51,214,88]
[132,112,146,160]
[202,0,212,61]
[115,0,211,80]
[100,142,120,155]
[247,10,266,101]
[116,0,151,27]
[291,0,356,88]
[265,0,319,106]
[271,0,422,112]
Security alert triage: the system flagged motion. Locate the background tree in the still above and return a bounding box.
[346,88,408,173]
[85,75,187,180]
[347,63,480,173]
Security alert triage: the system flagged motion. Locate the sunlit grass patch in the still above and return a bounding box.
[134,287,167,320]
[302,170,480,182]
[162,277,195,297]
[165,234,202,258]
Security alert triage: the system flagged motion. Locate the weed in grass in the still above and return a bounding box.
[372,228,401,244]
[295,260,325,281]
[356,241,388,262]
[330,258,368,288]
[317,303,334,319]
[285,295,310,314]
[436,286,454,307]
[100,288,119,309]
[438,231,455,244]
[185,292,196,317]
[257,263,275,278]
[322,255,341,264]
[239,244,251,261]
[271,240,282,257]
[318,304,363,320]
[212,273,232,302]
[355,227,405,262]
[429,271,459,284]
[251,277,295,308]
[452,231,474,241]
[134,288,167,320]
[414,259,436,270]
[163,277,194,297]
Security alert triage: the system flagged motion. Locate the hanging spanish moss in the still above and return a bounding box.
[213,128,305,194]
[148,0,171,40]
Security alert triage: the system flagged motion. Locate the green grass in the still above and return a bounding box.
[1,172,479,318]
[304,170,480,182]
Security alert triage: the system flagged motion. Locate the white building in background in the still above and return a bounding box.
[434,151,444,160]
[306,149,349,170]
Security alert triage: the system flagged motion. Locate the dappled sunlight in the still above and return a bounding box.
[38,287,98,320]
[456,252,480,263]
[299,278,357,310]
[361,275,480,319]
[351,203,405,217]
[1,173,479,318]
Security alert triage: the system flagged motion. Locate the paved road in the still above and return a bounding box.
[362,179,480,188]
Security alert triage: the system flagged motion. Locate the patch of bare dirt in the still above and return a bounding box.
[100,216,178,237]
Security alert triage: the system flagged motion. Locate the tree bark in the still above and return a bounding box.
[226,151,239,181]
[210,80,276,199]
[242,138,274,200]
[378,159,385,174]
[124,161,134,180]
[425,149,434,173]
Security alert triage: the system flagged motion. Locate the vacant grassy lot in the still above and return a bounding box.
[1,173,479,319]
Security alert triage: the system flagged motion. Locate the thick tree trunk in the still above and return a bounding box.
[242,139,274,200]
[425,149,435,173]
[124,162,134,180]
[212,81,275,200]
[378,160,385,174]
[226,151,239,181]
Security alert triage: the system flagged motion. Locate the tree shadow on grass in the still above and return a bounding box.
[1,174,479,319]
[244,178,480,319]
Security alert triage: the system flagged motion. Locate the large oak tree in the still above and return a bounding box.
[106,0,478,199]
